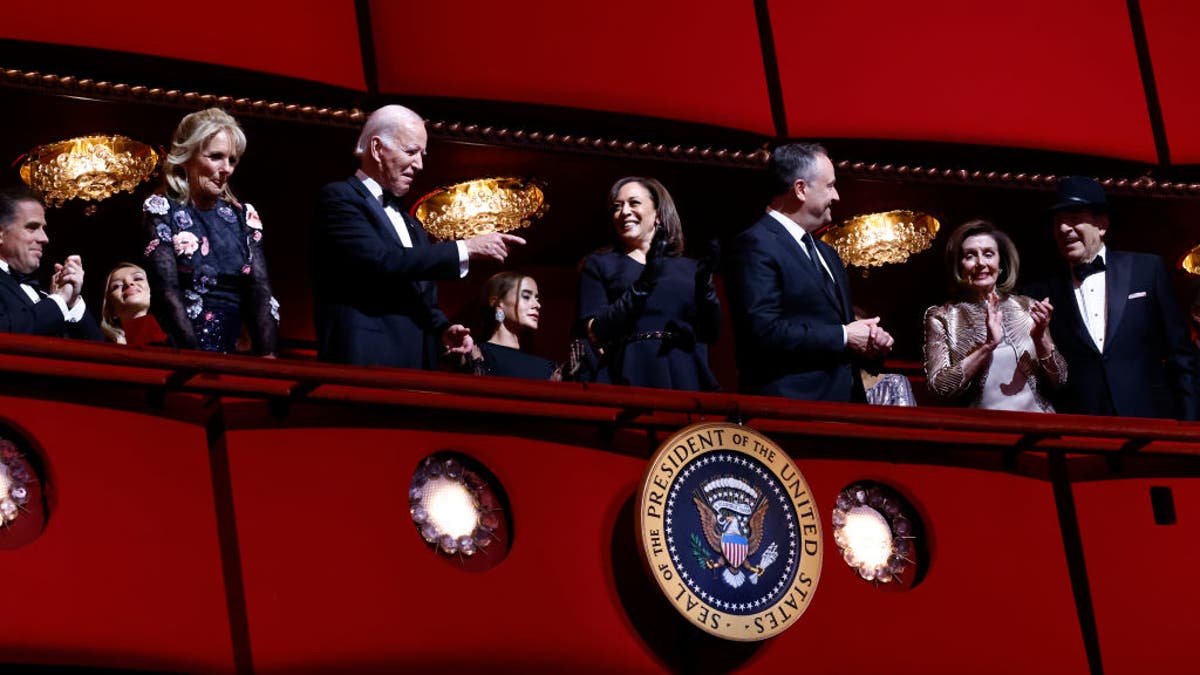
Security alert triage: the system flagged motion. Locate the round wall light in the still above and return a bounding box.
[831,482,924,588]
[409,453,510,571]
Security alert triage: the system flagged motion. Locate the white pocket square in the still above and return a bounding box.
[1128,291,1147,299]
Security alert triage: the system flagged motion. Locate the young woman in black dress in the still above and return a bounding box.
[466,271,558,380]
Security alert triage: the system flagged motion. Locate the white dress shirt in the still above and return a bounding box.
[355,170,469,278]
[1072,246,1107,352]
[0,258,85,321]
[768,209,836,279]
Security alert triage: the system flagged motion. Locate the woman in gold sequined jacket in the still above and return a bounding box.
[923,220,1067,411]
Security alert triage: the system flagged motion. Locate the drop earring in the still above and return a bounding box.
[494,307,506,322]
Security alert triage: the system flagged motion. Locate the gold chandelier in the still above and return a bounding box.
[19,134,159,208]
[412,177,547,242]
[1180,244,1200,275]
[821,210,940,270]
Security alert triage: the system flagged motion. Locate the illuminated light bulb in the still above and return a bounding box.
[841,505,893,571]
[420,476,480,538]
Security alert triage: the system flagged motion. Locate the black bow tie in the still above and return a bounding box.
[9,268,40,290]
[1073,256,1106,281]
[381,191,404,210]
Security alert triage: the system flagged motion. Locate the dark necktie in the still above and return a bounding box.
[802,233,835,288]
[1072,256,1106,281]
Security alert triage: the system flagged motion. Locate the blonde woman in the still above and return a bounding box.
[100,262,163,345]
[141,107,277,355]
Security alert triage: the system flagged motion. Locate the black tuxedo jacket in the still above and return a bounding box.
[1041,249,1199,420]
[312,178,461,369]
[0,271,102,340]
[727,213,865,401]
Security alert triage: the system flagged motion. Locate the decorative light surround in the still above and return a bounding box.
[411,177,547,242]
[831,482,924,588]
[19,134,159,209]
[0,441,31,525]
[409,453,510,571]
[821,210,940,271]
[0,433,46,550]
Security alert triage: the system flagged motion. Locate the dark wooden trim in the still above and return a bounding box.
[206,403,254,674]
[1126,0,1170,168]
[354,0,379,98]
[1048,452,1104,675]
[6,68,1200,195]
[752,0,788,139]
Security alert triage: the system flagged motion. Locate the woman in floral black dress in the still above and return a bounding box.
[142,108,277,355]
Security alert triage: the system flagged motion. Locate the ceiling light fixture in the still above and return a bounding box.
[412,177,547,242]
[821,210,940,272]
[18,134,159,211]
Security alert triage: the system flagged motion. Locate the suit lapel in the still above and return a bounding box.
[764,218,843,314]
[1104,251,1130,346]
[818,238,852,323]
[0,270,36,307]
[401,212,427,248]
[349,178,405,248]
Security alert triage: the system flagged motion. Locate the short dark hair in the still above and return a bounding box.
[769,143,829,196]
[607,176,685,256]
[0,185,41,231]
[944,219,1020,295]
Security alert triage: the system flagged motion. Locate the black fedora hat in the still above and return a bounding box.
[1051,175,1108,211]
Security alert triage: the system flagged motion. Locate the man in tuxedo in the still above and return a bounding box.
[312,105,525,368]
[1043,176,1198,419]
[0,186,101,340]
[727,143,893,401]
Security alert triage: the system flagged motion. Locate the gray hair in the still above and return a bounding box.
[769,142,828,195]
[164,107,247,203]
[355,104,423,157]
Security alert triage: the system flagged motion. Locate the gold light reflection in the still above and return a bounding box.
[413,177,547,242]
[821,210,940,270]
[19,134,159,208]
[1180,244,1200,275]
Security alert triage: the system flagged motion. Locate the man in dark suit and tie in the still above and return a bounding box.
[312,105,524,368]
[1042,176,1199,419]
[0,186,101,340]
[727,143,893,401]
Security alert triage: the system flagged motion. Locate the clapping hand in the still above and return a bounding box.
[50,254,84,307]
[1029,297,1054,340]
[984,290,1004,349]
[634,223,669,294]
[1029,296,1055,353]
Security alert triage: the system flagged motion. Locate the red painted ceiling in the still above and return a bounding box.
[4,0,1200,163]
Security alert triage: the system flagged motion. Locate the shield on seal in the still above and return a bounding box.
[722,532,748,568]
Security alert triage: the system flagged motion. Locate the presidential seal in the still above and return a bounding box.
[636,422,822,641]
